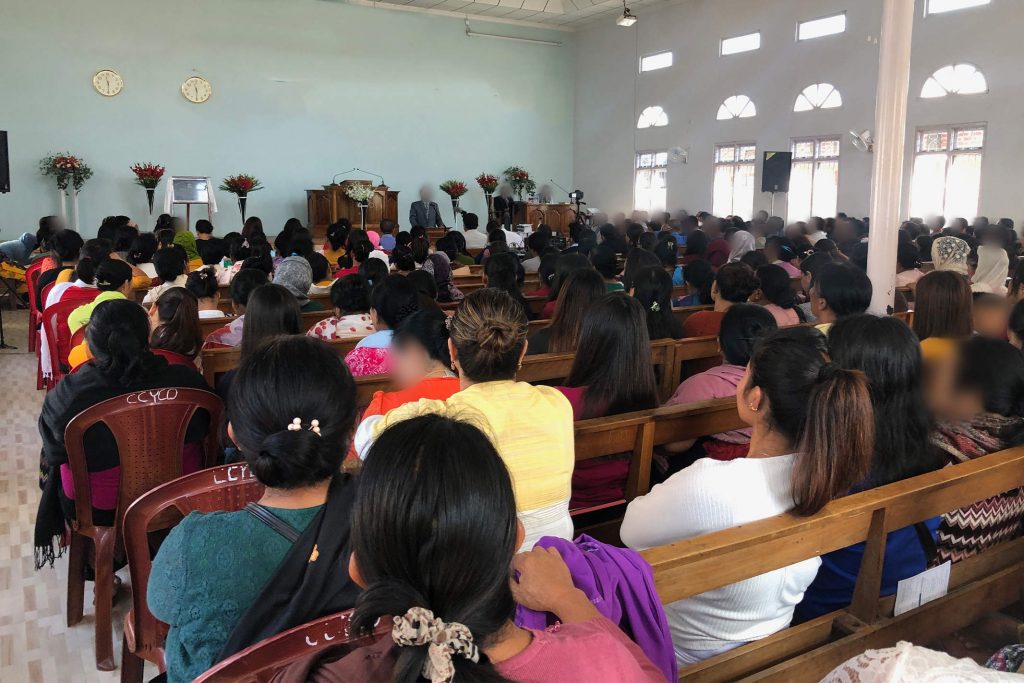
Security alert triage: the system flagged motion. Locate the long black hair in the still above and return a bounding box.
[371,275,420,330]
[565,293,658,419]
[74,238,114,283]
[683,259,714,305]
[151,287,203,359]
[485,253,530,320]
[393,309,452,368]
[351,414,518,683]
[756,264,805,320]
[953,337,1024,418]
[829,314,941,487]
[86,299,155,385]
[631,266,683,340]
[546,253,592,302]
[718,304,777,366]
[240,284,302,359]
[228,335,358,489]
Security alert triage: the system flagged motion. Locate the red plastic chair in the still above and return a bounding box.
[193,611,392,683]
[25,260,45,351]
[42,291,100,388]
[121,464,265,682]
[64,388,224,670]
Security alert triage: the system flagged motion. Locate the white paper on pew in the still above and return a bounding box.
[893,560,951,616]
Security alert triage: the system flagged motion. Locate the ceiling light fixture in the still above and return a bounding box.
[616,0,637,26]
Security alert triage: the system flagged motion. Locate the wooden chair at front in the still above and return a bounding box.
[193,611,392,683]
[63,388,224,670]
[121,464,265,682]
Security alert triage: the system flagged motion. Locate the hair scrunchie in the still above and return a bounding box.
[817,361,840,383]
[392,606,480,683]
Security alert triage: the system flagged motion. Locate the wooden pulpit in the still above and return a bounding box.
[306,181,399,240]
[523,203,578,237]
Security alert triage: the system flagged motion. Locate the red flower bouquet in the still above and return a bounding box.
[475,173,499,193]
[130,162,165,189]
[439,180,469,199]
[219,174,263,196]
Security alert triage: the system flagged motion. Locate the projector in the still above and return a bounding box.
[616,9,637,26]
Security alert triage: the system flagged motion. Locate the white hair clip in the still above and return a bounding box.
[287,417,321,436]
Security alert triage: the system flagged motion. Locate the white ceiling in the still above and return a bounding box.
[342,0,674,31]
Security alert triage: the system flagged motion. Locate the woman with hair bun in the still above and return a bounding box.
[622,326,875,665]
[356,288,575,549]
[35,299,210,569]
[148,336,361,683]
[283,414,662,683]
[185,266,225,318]
[344,274,421,377]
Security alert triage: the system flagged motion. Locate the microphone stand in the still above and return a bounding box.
[549,179,573,202]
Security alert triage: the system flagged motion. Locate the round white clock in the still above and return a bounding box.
[181,76,212,104]
[92,69,123,97]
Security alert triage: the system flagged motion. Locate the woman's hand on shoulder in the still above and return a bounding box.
[511,547,599,624]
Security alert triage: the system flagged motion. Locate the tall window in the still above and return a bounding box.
[920,64,988,97]
[909,125,985,220]
[637,106,668,128]
[640,51,673,72]
[788,137,840,221]
[713,143,756,219]
[717,95,757,120]
[635,151,668,212]
[794,83,843,111]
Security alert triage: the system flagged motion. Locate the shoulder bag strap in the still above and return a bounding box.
[244,502,301,543]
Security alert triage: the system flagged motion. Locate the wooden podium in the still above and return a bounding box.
[523,203,577,237]
[306,181,399,240]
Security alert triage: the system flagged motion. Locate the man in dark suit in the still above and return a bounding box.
[409,186,445,229]
[493,184,516,229]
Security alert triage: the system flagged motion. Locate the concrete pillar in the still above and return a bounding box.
[866,0,915,314]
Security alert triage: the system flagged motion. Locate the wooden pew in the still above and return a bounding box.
[198,310,333,340]
[200,337,360,385]
[639,446,1024,682]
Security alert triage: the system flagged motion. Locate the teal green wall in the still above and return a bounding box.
[0,0,573,237]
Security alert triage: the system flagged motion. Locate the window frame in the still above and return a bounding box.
[639,51,673,73]
[720,31,761,56]
[794,83,843,112]
[909,123,986,219]
[796,11,847,42]
[920,63,989,98]
[712,142,758,219]
[634,150,669,213]
[788,135,841,222]
[717,95,757,120]
[637,105,669,129]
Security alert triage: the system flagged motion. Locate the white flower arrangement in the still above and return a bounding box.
[345,184,376,203]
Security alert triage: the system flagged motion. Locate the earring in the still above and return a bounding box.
[748,403,759,412]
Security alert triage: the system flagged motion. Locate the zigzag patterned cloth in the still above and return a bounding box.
[931,414,1024,565]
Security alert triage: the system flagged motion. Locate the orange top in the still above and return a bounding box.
[361,376,462,420]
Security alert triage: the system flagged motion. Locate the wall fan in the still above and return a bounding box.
[849,129,875,153]
[669,146,688,164]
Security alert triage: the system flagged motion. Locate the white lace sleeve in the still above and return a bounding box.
[820,641,1020,682]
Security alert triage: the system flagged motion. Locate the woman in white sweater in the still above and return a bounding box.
[620,326,875,665]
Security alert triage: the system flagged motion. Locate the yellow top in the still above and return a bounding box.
[68,340,93,370]
[920,336,958,363]
[187,258,204,272]
[56,268,73,284]
[323,247,345,269]
[369,380,575,511]
[815,322,833,336]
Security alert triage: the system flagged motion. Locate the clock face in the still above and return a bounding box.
[92,70,123,97]
[181,76,212,104]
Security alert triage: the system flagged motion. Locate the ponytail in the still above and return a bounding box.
[150,287,203,359]
[793,364,874,515]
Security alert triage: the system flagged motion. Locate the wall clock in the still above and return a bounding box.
[92,69,123,97]
[181,76,212,104]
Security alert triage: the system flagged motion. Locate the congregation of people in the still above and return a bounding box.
[11,202,1024,682]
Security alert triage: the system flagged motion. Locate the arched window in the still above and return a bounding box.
[921,64,988,98]
[717,95,757,120]
[637,106,668,128]
[794,83,843,112]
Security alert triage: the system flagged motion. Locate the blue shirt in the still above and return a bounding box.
[793,517,940,623]
[379,234,396,251]
[356,329,393,349]
[671,265,684,287]
[671,233,687,247]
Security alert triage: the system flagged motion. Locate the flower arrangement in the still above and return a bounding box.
[439,180,468,199]
[344,183,377,204]
[130,162,165,189]
[504,166,536,199]
[475,173,499,193]
[40,152,93,191]
[219,174,263,196]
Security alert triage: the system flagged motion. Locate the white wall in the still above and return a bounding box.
[573,0,1024,222]
[0,0,574,238]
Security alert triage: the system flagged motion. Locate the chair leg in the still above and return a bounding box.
[92,528,116,671]
[120,634,144,683]
[66,531,86,627]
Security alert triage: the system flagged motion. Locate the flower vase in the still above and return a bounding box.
[237,193,248,222]
[359,202,368,231]
[58,188,67,221]
[145,188,156,215]
[451,197,460,228]
[72,189,80,230]
[485,192,495,221]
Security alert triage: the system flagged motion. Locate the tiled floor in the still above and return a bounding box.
[0,309,153,682]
